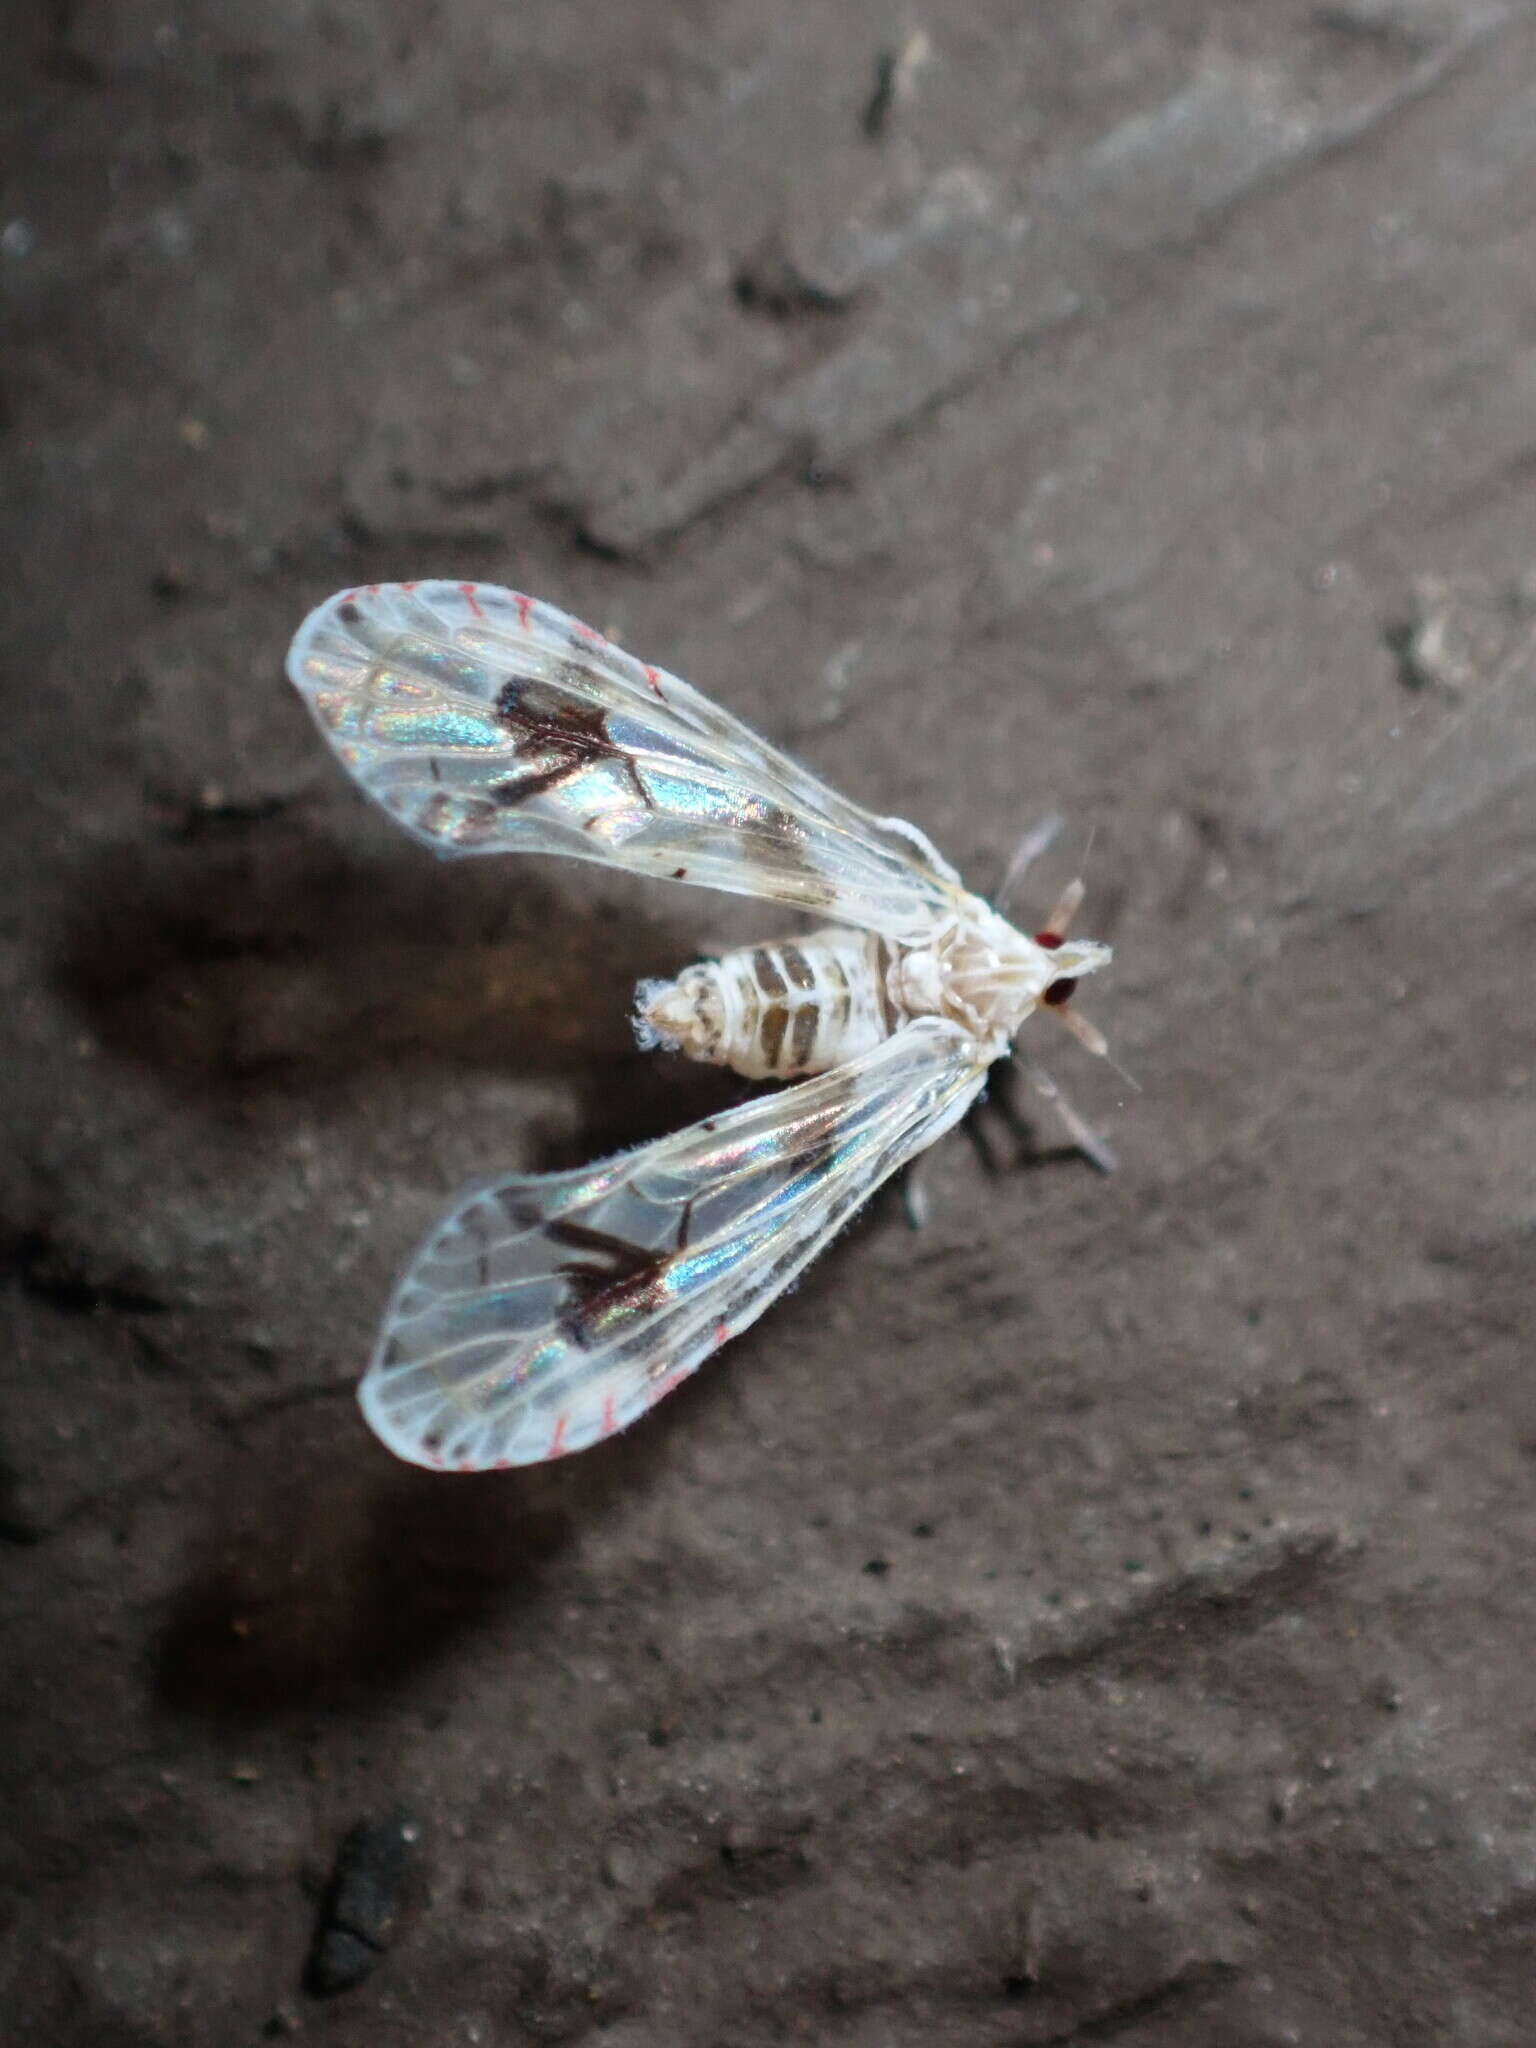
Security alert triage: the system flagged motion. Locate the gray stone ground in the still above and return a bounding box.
[4,4,1535,2042]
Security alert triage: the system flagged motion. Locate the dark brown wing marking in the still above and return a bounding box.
[548,1221,665,1344]
[492,676,654,812]
[353,1016,986,1469]
[417,791,453,836]
[750,802,841,914]
[547,1198,696,1349]
[292,582,970,942]
[463,1206,493,1287]
[451,798,500,845]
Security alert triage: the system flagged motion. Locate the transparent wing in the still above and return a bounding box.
[362,1019,987,1468]
[287,580,963,942]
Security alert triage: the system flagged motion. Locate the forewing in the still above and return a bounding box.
[361,1019,986,1468]
[287,580,962,941]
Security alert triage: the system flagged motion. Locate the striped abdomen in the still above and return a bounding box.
[637,929,891,1081]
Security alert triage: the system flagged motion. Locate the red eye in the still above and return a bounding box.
[1035,930,1063,950]
[1042,976,1078,1007]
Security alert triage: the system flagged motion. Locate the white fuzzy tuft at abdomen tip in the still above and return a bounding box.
[634,969,726,1062]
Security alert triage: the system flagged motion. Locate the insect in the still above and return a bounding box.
[287,580,1113,1469]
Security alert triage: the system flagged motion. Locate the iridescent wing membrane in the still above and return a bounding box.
[363,1020,985,1468]
[287,580,963,943]
[287,580,983,1468]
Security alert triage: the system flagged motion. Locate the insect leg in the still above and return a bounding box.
[898,1155,931,1231]
[1007,1054,1119,1176]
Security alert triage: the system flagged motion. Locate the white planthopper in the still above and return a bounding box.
[287,580,1114,1469]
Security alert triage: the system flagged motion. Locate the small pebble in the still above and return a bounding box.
[305,1809,420,1996]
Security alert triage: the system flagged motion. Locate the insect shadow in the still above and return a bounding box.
[153,1459,570,1720]
[55,812,741,1128]
[150,1389,706,1723]
[57,808,1108,1170]
[969,1058,1108,1177]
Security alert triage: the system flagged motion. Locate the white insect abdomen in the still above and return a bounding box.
[637,929,892,1081]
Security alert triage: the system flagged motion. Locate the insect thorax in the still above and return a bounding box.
[636,900,1067,1081]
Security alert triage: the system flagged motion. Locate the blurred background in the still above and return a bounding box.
[3,4,1535,2042]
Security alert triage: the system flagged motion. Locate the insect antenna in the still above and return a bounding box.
[993,812,1062,913]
